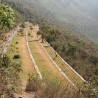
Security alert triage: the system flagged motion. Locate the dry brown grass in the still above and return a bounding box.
[26,74,83,98]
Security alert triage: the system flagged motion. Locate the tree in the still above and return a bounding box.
[53,43,58,57]
[37,30,41,38]
[53,29,61,41]
[20,22,25,28]
[40,26,49,43]
[41,32,47,43]
[62,45,66,53]
[0,4,15,32]
[66,44,77,55]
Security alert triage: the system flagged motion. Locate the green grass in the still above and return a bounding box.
[7,33,21,62]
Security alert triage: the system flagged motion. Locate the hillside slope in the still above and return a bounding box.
[3,0,98,87]
[4,0,98,44]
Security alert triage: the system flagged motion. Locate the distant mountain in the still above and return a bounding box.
[20,0,98,43]
[3,0,98,44]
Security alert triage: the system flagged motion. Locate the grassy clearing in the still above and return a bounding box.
[41,41,84,86]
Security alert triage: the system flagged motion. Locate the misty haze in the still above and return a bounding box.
[25,0,98,44]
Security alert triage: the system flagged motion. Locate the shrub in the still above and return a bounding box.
[13,54,21,59]
[89,56,98,65]
[0,55,21,98]
[28,33,31,36]
[26,74,42,92]
[16,42,18,44]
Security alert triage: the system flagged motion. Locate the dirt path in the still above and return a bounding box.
[18,35,35,87]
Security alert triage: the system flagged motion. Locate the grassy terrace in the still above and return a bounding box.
[41,41,84,86]
[7,33,20,60]
[27,27,73,87]
[7,30,36,86]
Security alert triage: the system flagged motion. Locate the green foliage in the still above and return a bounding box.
[37,31,41,35]
[0,4,15,31]
[66,44,77,55]
[62,45,66,53]
[89,56,98,65]
[19,28,24,35]
[0,55,11,67]
[28,32,31,36]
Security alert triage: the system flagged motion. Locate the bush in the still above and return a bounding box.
[16,42,18,44]
[26,74,42,92]
[0,55,21,98]
[28,33,31,36]
[89,56,98,65]
[13,54,21,59]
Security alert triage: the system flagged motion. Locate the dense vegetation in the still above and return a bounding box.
[0,4,22,97]
[0,55,21,98]
[3,0,98,44]
[0,3,22,40]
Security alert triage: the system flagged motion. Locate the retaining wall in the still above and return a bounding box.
[45,40,86,82]
[26,31,42,79]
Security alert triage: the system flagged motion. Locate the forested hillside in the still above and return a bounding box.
[2,0,98,95]
[3,0,98,44]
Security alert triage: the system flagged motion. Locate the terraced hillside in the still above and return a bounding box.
[6,23,87,97]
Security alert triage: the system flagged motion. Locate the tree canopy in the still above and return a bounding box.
[0,4,15,31]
